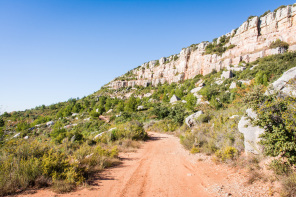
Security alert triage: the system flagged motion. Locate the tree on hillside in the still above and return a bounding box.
[105,98,112,111]
[125,95,137,112]
[185,93,196,110]
[0,119,4,127]
[116,101,124,112]
[162,94,169,103]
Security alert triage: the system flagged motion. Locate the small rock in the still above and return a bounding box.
[71,135,76,142]
[137,106,144,110]
[13,133,20,138]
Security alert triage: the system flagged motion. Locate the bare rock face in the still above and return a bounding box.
[110,5,296,89]
[266,66,296,97]
[185,111,203,127]
[238,108,264,154]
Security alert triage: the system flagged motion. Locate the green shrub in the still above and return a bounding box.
[215,146,238,162]
[0,156,42,196]
[152,104,170,119]
[195,113,211,123]
[269,159,291,175]
[146,120,179,132]
[111,121,147,141]
[269,39,289,50]
[50,128,67,143]
[247,15,256,21]
[168,104,187,124]
[154,60,160,67]
[237,52,296,81]
[173,55,179,61]
[227,44,236,50]
[256,96,296,164]
[180,133,195,150]
[274,5,286,12]
[190,147,200,154]
[260,10,271,18]
[0,118,4,127]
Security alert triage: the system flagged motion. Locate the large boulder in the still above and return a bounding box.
[185,111,203,127]
[229,81,236,89]
[239,80,252,85]
[228,66,246,72]
[190,87,203,93]
[266,66,296,97]
[238,108,264,154]
[170,95,181,103]
[221,70,233,79]
[143,93,152,97]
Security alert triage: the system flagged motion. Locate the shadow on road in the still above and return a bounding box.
[147,134,167,141]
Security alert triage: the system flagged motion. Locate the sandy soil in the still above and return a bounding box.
[18,132,275,197]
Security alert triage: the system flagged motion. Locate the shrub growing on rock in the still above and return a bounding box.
[269,39,289,50]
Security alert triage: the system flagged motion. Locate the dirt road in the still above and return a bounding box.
[20,132,273,197]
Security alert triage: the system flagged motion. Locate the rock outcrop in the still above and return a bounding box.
[170,95,181,103]
[238,108,264,154]
[185,111,203,127]
[110,4,296,89]
[266,66,296,97]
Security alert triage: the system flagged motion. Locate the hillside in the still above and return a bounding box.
[109,4,296,90]
[1,3,296,197]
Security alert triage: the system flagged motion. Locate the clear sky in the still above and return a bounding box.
[0,0,295,113]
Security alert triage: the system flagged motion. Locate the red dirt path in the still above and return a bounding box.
[18,132,273,197]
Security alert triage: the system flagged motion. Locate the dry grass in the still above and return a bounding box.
[246,170,265,185]
[52,180,76,194]
[281,173,296,197]
[117,139,142,153]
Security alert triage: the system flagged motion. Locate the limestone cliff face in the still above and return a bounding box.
[110,4,296,89]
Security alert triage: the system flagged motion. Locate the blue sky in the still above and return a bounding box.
[0,0,295,112]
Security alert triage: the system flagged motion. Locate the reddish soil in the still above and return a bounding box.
[18,132,275,197]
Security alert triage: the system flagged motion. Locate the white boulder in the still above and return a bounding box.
[239,80,252,85]
[229,115,239,119]
[190,87,203,93]
[221,70,233,79]
[238,108,264,154]
[266,66,296,97]
[185,111,203,127]
[144,93,152,97]
[13,133,20,138]
[229,82,236,89]
[170,95,181,103]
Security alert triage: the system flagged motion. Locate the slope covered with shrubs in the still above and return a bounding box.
[1,51,296,195]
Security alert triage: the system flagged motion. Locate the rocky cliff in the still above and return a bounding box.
[110,4,296,89]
